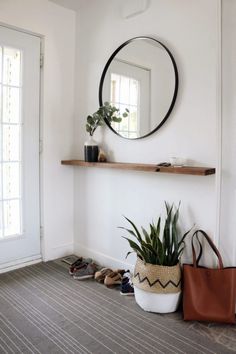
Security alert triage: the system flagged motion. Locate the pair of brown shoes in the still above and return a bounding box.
[94,268,126,287]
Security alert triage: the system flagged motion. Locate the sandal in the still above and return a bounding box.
[104,269,126,287]
[94,268,113,283]
[69,257,93,275]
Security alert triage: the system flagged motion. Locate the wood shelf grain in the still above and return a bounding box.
[61,160,215,176]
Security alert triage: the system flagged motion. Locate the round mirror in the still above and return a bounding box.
[99,36,178,139]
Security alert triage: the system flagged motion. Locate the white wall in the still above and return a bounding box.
[220,0,236,265]
[0,0,76,261]
[74,0,220,269]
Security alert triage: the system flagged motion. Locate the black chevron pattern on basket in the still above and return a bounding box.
[134,272,181,288]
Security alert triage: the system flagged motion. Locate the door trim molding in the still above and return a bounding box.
[0,21,43,39]
[0,255,42,274]
[215,0,222,246]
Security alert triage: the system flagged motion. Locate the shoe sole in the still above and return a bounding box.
[73,275,94,280]
[120,291,134,296]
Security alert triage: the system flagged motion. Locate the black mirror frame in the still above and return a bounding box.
[98,36,179,140]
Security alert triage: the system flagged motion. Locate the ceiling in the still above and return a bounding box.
[49,0,83,11]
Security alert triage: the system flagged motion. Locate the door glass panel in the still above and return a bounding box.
[3,86,20,123]
[4,199,21,237]
[3,125,20,161]
[3,163,20,199]
[0,45,22,238]
[3,47,21,86]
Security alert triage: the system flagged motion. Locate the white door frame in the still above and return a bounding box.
[0,22,44,273]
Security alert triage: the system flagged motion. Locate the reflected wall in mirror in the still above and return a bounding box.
[99,37,178,139]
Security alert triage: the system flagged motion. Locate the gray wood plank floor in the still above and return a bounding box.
[0,261,235,354]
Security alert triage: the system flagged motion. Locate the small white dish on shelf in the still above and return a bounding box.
[169,157,186,167]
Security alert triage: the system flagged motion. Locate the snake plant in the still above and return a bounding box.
[120,202,191,266]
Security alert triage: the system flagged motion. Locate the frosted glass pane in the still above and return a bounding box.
[4,200,20,236]
[119,104,129,131]
[119,119,128,132]
[120,76,130,104]
[110,74,120,103]
[130,79,139,105]
[3,47,21,86]
[3,125,20,161]
[128,132,138,139]
[3,163,20,199]
[3,86,20,123]
[0,47,2,83]
[129,107,138,132]
[111,121,120,131]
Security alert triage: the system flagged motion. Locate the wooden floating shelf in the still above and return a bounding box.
[61,160,215,176]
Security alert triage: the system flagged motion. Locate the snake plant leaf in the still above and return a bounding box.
[178,227,193,247]
[142,227,151,244]
[163,220,170,258]
[141,242,157,264]
[156,217,161,235]
[125,251,133,259]
[118,226,141,244]
[151,232,157,253]
[156,237,164,265]
[121,202,192,266]
[141,241,158,255]
[123,216,143,243]
[177,247,185,259]
[122,237,145,260]
[150,223,157,240]
[173,201,181,225]
[165,203,174,253]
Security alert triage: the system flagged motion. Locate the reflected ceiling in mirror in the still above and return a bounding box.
[99,37,178,139]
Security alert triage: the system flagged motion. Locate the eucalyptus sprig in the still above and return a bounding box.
[120,202,192,266]
[86,102,129,136]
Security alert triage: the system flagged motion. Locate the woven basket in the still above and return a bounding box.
[133,257,181,294]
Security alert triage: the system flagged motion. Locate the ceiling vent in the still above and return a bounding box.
[122,0,150,19]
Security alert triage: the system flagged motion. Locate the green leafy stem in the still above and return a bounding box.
[86,102,129,136]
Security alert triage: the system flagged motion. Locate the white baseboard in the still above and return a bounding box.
[43,242,74,262]
[0,255,42,274]
[74,242,135,272]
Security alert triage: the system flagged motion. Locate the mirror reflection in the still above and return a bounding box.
[99,37,178,139]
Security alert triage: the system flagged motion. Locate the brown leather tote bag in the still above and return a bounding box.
[183,230,236,324]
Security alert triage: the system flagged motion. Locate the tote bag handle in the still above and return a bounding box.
[192,230,224,269]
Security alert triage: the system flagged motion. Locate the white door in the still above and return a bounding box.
[0,26,41,268]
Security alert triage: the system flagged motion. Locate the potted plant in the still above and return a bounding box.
[120,202,191,313]
[84,102,129,162]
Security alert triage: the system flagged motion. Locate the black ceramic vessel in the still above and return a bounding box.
[84,145,99,162]
[84,136,99,162]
